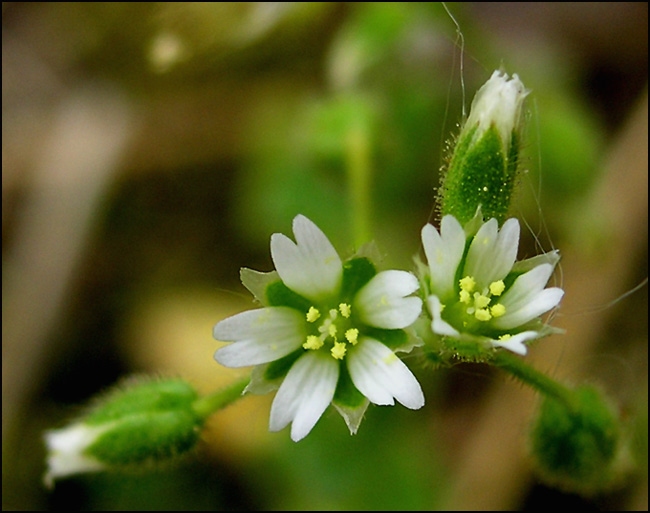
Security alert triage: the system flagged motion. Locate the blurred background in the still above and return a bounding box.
[2,2,647,510]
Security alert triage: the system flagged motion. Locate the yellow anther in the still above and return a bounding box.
[339,303,352,318]
[345,328,359,345]
[328,323,338,338]
[490,304,506,318]
[306,307,321,323]
[498,334,512,341]
[459,290,471,304]
[459,276,476,292]
[474,293,491,309]
[303,335,323,350]
[489,280,506,296]
[331,342,347,360]
[474,308,492,321]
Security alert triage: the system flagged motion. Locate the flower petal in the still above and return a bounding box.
[354,270,422,329]
[269,351,339,442]
[214,307,306,367]
[347,338,424,409]
[270,215,342,302]
[421,216,466,299]
[492,287,564,330]
[492,264,563,330]
[465,218,519,288]
[489,330,540,355]
[427,295,460,337]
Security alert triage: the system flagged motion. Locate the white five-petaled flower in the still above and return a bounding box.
[420,213,564,356]
[214,215,424,441]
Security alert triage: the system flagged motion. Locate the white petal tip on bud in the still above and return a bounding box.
[465,70,530,150]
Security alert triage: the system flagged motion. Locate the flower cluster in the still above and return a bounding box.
[420,211,564,357]
[213,215,424,441]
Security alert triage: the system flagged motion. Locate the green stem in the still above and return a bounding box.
[192,376,250,420]
[345,125,372,248]
[493,351,577,410]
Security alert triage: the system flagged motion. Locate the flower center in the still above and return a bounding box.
[457,275,506,322]
[303,303,359,360]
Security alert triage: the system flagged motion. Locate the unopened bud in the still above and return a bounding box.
[44,377,203,487]
[440,70,529,225]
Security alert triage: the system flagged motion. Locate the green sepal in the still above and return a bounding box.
[87,410,201,467]
[333,362,365,409]
[340,257,377,301]
[440,125,516,225]
[265,280,312,311]
[362,326,407,351]
[80,378,203,468]
[84,378,198,426]
[263,349,303,382]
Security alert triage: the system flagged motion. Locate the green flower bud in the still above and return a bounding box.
[439,70,529,225]
[530,385,621,493]
[44,377,203,487]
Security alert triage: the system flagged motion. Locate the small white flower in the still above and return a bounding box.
[421,213,564,356]
[214,214,424,441]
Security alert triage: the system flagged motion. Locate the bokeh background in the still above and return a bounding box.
[2,2,647,510]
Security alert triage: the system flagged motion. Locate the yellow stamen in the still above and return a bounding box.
[328,323,338,338]
[306,307,321,323]
[489,280,506,296]
[498,334,512,341]
[474,293,491,309]
[303,335,323,350]
[459,290,471,304]
[345,328,359,345]
[331,342,347,360]
[491,304,506,318]
[459,276,476,292]
[475,308,492,321]
[339,303,352,318]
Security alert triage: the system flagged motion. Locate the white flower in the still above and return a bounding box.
[421,213,564,356]
[214,215,424,441]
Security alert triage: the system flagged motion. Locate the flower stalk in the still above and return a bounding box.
[492,350,576,410]
[192,376,251,420]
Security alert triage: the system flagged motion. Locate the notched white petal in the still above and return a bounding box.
[355,271,422,329]
[493,287,564,330]
[348,338,424,410]
[493,263,556,323]
[214,307,305,367]
[270,215,342,302]
[421,216,465,299]
[465,218,519,287]
[269,351,339,441]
